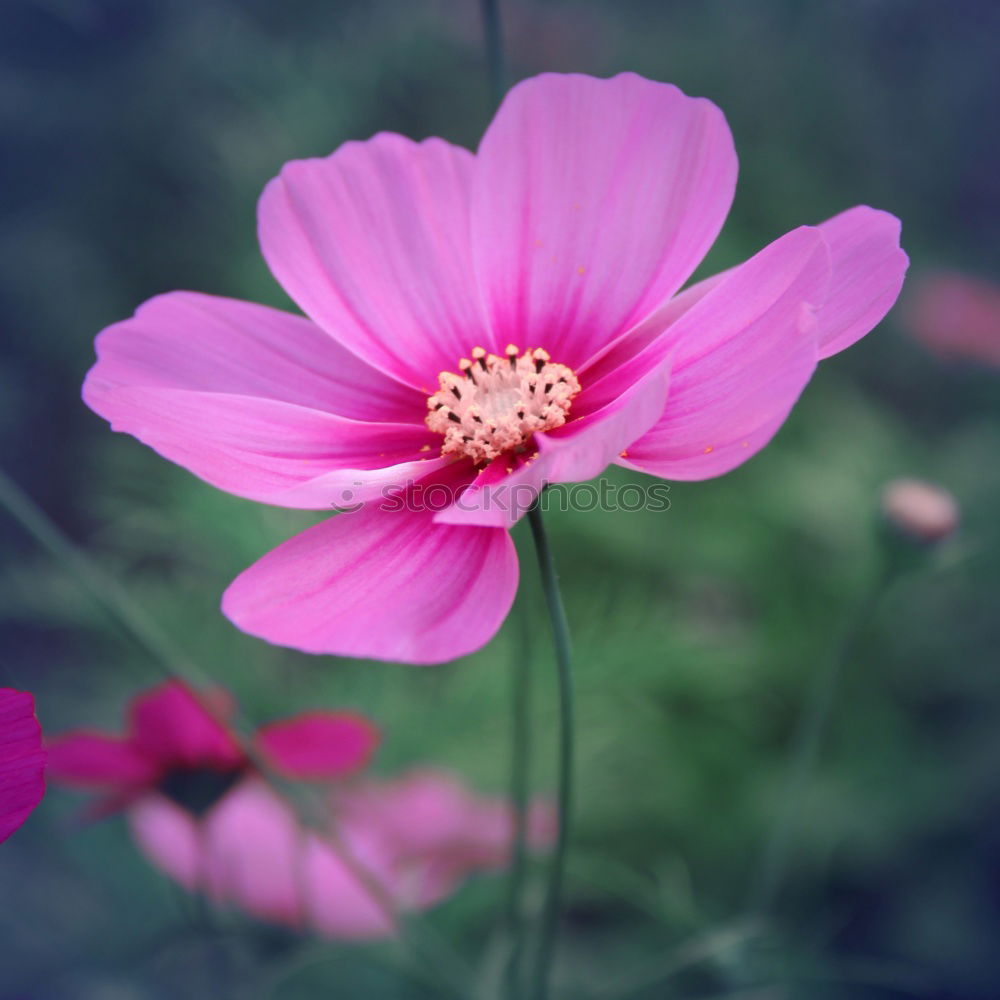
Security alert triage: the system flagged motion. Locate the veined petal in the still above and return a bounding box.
[87,385,446,510]
[255,712,380,780]
[614,226,830,480]
[259,134,487,389]
[0,689,46,843]
[472,72,737,370]
[222,482,519,665]
[815,206,908,359]
[580,270,729,383]
[85,292,420,423]
[583,206,904,389]
[435,360,670,529]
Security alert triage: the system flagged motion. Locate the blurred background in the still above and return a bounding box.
[1,0,999,997]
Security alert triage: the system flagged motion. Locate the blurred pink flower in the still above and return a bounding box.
[46,680,378,816]
[83,73,907,664]
[130,769,554,939]
[902,270,1000,367]
[48,681,550,938]
[0,688,46,844]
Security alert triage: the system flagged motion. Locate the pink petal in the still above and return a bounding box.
[85,291,420,422]
[815,206,908,359]
[255,712,380,780]
[259,134,487,389]
[46,731,158,789]
[222,485,519,664]
[302,829,400,940]
[305,774,471,938]
[333,770,555,910]
[0,689,46,844]
[127,793,204,891]
[472,72,737,371]
[128,682,244,772]
[580,269,729,383]
[339,770,473,857]
[616,226,830,480]
[86,382,447,510]
[202,779,305,926]
[435,360,670,528]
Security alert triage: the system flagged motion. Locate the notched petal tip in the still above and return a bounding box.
[816,204,908,359]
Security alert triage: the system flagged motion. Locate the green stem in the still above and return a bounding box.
[503,592,533,998]
[480,0,506,108]
[527,503,574,1000]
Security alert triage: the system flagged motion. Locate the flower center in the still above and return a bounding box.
[426,345,581,464]
[158,764,246,817]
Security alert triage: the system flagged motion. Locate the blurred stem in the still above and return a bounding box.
[527,503,574,1000]
[0,467,208,687]
[503,591,533,998]
[746,558,895,916]
[480,0,506,108]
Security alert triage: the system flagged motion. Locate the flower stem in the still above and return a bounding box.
[480,0,506,108]
[503,593,533,998]
[527,502,574,1000]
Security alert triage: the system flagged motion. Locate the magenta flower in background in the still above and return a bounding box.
[46,680,378,816]
[83,72,908,664]
[0,688,46,844]
[47,682,551,938]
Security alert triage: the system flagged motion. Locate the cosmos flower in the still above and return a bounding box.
[47,682,551,938]
[0,688,46,844]
[83,72,907,664]
[46,680,378,816]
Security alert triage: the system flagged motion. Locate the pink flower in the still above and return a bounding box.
[129,769,553,940]
[901,270,1000,368]
[50,684,550,938]
[83,73,907,664]
[0,688,46,844]
[46,680,378,816]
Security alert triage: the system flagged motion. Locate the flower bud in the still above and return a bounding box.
[880,478,959,544]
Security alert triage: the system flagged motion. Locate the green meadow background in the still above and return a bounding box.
[2,1,999,997]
